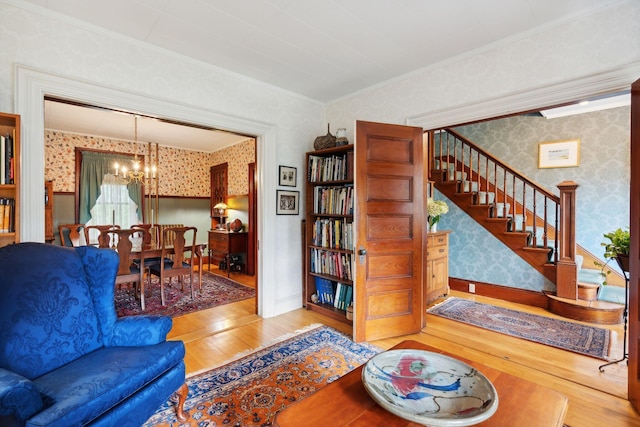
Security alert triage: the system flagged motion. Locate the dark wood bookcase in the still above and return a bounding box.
[304,144,354,324]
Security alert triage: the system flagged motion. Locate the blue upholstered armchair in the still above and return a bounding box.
[0,243,189,426]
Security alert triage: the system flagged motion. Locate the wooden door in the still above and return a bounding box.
[354,121,425,342]
[629,77,639,410]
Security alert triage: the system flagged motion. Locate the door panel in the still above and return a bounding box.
[354,120,424,342]
[629,78,639,410]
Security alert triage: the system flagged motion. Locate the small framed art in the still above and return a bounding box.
[538,139,580,169]
[276,190,299,215]
[279,165,297,187]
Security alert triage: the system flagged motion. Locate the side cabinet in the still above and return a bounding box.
[425,231,450,303]
[45,180,54,243]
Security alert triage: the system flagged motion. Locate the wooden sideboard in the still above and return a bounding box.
[208,230,248,274]
[425,230,450,304]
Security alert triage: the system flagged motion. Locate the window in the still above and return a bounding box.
[86,174,140,230]
[76,149,144,228]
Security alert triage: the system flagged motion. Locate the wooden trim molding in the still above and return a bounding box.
[449,277,549,308]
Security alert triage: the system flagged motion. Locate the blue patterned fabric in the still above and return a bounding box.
[0,243,186,426]
[0,244,104,379]
[0,369,43,419]
[29,343,184,427]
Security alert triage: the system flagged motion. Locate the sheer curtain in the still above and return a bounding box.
[79,150,143,225]
[85,174,140,229]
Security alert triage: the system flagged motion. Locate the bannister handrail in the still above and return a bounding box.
[444,128,559,203]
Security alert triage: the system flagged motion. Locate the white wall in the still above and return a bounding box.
[325,0,640,292]
[1,0,639,316]
[326,1,640,134]
[0,0,324,318]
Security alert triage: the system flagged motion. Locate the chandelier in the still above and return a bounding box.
[113,115,157,186]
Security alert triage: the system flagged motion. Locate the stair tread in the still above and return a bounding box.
[578,268,605,285]
[578,282,600,289]
[546,292,623,309]
[598,285,626,304]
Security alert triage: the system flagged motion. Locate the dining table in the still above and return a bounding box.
[128,242,207,311]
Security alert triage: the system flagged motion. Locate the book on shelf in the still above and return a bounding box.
[313,186,353,216]
[311,218,354,251]
[0,133,15,185]
[308,151,353,183]
[314,276,334,305]
[310,248,354,280]
[332,283,352,311]
[7,198,14,232]
[0,198,16,233]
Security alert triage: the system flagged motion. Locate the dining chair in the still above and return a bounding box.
[58,223,86,247]
[149,226,198,306]
[84,224,121,248]
[109,228,150,309]
[131,223,156,249]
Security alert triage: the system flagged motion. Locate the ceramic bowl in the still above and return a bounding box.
[362,349,498,426]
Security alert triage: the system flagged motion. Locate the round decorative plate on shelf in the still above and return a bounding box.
[362,349,498,426]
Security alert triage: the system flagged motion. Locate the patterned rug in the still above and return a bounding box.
[427,297,610,360]
[144,325,382,426]
[115,271,255,317]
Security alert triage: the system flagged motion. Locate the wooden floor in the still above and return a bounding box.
[169,267,640,426]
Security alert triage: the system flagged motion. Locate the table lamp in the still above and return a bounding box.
[214,202,229,229]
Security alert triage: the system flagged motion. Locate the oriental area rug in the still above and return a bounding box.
[115,272,255,318]
[427,297,610,360]
[143,325,382,427]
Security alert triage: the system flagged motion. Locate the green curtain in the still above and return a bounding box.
[79,151,143,223]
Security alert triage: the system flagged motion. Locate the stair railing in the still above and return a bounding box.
[431,128,564,263]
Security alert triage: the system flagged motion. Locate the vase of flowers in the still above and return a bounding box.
[427,198,449,233]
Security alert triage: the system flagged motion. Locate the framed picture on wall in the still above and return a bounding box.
[276,190,299,215]
[279,165,297,187]
[538,139,580,168]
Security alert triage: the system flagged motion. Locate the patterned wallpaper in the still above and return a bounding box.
[210,139,256,196]
[44,130,255,197]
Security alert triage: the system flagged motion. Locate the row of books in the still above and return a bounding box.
[0,198,16,233]
[313,277,353,310]
[308,152,353,183]
[313,185,354,216]
[311,218,354,250]
[0,133,15,185]
[310,248,354,281]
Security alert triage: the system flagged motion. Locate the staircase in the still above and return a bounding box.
[429,129,624,324]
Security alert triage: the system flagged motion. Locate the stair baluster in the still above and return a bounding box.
[429,128,575,292]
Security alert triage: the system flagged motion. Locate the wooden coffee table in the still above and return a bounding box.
[274,340,568,427]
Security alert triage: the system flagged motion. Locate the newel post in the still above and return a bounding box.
[556,181,578,299]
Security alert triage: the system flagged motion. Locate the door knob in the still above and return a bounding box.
[358,247,367,265]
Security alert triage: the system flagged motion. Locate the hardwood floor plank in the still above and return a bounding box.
[169,269,639,426]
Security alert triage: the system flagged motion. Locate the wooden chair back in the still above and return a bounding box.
[58,224,86,247]
[156,223,184,247]
[150,226,197,305]
[131,224,156,249]
[162,226,197,270]
[84,225,121,248]
[109,228,147,284]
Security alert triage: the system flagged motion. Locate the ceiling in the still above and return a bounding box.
[29,0,621,151]
[44,100,251,153]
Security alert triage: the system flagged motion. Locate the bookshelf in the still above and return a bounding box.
[0,113,19,248]
[304,144,354,324]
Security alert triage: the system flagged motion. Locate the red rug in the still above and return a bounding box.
[115,271,255,317]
